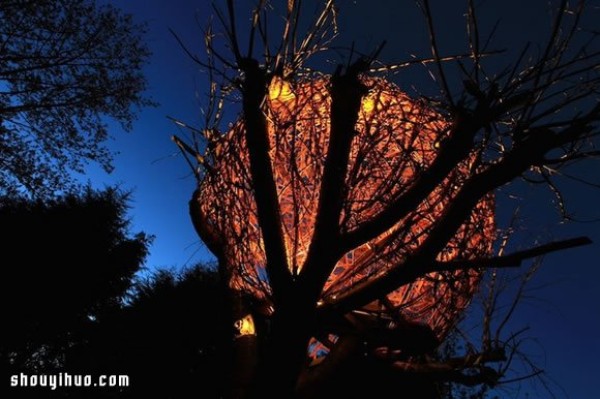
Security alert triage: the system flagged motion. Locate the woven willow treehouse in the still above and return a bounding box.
[194,75,495,349]
[173,1,598,397]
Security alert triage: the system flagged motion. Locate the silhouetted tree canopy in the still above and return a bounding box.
[66,265,231,399]
[0,187,234,398]
[0,0,153,197]
[0,188,150,394]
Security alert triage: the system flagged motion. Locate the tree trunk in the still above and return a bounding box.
[251,297,316,399]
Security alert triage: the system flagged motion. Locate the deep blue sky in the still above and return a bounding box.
[93,1,600,397]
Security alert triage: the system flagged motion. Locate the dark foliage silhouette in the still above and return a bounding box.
[66,265,231,399]
[0,0,153,197]
[0,186,232,398]
[0,188,149,397]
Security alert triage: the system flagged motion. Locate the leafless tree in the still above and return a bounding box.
[171,1,599,398]
[0,0,153,197]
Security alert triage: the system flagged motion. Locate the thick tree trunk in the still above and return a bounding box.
[251,297,316,399]
[297,332,363,398]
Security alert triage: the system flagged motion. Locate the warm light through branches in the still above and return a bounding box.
[175,1,600,394]
[195,75,495,342]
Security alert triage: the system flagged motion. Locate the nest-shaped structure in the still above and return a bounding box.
[195,75,495,346]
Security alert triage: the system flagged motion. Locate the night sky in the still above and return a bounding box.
[91,1,600,397]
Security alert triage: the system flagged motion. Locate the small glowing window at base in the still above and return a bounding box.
[234,314,256,337]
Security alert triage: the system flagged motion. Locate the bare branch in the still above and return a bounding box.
[368,50,505,74]
[428,236,591,273]
[392,358,503,387]
[226,0,243,62]
[418,0,455,107]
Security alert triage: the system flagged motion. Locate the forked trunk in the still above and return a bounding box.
[222,294,317,399]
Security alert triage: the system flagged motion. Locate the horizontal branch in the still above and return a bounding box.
[391,349,505,371]
[428,236,592,273]
[368,50,505,73]
[389,348,506,386]
[392,361,501,387]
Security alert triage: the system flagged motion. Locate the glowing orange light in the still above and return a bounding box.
[234,314,256,338]
[196,76,495,341]
[268,76,296,102]
[361,95,376,114]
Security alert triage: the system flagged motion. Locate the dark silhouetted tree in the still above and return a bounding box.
[172,1,599,398]
[0,0,153,197]
[65,265,231,399]
[0,187,150,397]
[0,185,233,398]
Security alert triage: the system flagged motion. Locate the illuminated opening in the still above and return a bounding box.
[268,76,295,102]
[234,314,256,338]
[196,76,495,348]
[362,95,376,114]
